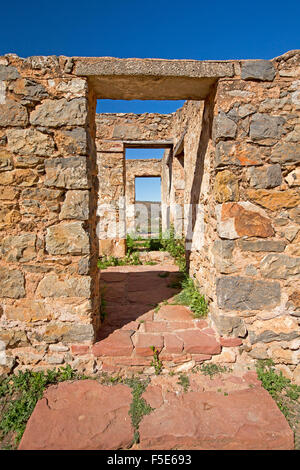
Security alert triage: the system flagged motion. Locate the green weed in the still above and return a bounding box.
[200,363,231,379]
[256,359,300,417]
[173,277,208,318]
[125,377,153,443]
[150,347,163,375]
[177,373,190,393]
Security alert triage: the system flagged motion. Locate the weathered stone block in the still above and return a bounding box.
[1,233,36,262]
[241,60,276,81]
[0,150,13,172]
[36,322,94,343]
[285,168,300,187]
[59,190,89,220]
[247,164,282,189]
[250,113,285,140]
[30,98,87,127]
[210,312,247,337]
[21,187,63,201]
[212,240,237,274]
[0,65,20,80]
[215,141,263,167]
[0,329,29,348]
[270,143,300,165]
[37,274,91,298]
[13,79,48,103]
[248,317,299,344]
[216,276,281,310]
[0,186,19,200]
[238,240,286,252]
[45,157,89,189]
[55,128,87,155]
[78,256,90,275]
[0,205,21,228]
[0,99,28,126]
[7,129,55,156]
[46,221,89,255]
[214,111,237,140]
[261,254,300,279]
[0,267,25,298]
[216,202,274,239]
[247,189,300,211]
[4,299,49,322]
[214,170,239,203]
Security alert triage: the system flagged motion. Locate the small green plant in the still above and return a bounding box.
[159,226,186,272]
[125,377,153,443]
[256,359,300,417]
[200,363,231,379]
[173,277,208,318]
[97,252,142,269]
[169,370,175,376]
[150,347,163,375]
[177,373,190,392]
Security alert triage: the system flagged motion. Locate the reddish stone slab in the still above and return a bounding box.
[142,385,164,409]
[194,320,209,329]
[220,337,243,347]
[139,386,294,450]
[92,330,133,357]
[70,344,90,355]
[177,330,221,355]
[163,333,184,354]
[143,321,169,332]
[191,354,212,362]
[134,333,164,356]
[171,321,197,330]
[19,381,134,450]
[157,305,194,321]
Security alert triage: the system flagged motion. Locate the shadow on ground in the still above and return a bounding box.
[96,265,182,341]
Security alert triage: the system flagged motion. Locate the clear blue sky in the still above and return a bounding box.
[2,0,298,200]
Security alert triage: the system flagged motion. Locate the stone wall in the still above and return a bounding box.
[188,52,300,378]
[0,51,299,381]
[0,54,100,373]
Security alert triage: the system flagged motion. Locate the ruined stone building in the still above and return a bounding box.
[0,50,299,381]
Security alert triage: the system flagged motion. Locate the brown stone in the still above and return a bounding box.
[217,202,274,239]
[247,189,300,211]
[45,222,90,255]
[6,128,55,156]
[289,291,300,308]
[19,381,134,450]
[5,300,49,322]
[0,266,25,298]
[215,141,263,167]
[214,170,239,203]
[0,99,28,126]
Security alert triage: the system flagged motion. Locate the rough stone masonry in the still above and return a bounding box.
[0,51,299,382]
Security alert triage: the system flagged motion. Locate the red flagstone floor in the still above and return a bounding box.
[18,262,295,450]
[90,263,238,373]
